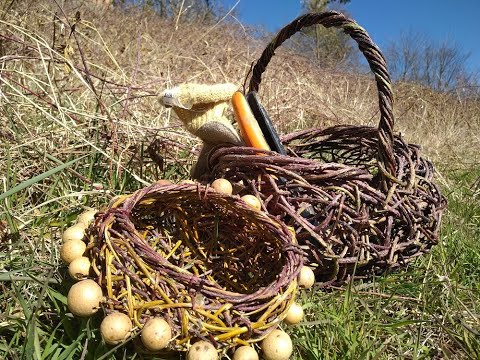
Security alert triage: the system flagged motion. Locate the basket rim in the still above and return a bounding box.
[94,182,304,305]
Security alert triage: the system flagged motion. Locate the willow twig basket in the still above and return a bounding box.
[207,11,447,285]
[87,182,303,353]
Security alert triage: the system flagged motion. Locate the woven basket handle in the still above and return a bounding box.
[248,11,397,180]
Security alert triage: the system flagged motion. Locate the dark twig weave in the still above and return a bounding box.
[207,11,447,285]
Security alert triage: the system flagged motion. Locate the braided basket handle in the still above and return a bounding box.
[248,11,397,181]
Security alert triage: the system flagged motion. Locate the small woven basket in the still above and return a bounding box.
[207,12,447,285]
[87,182,302,352]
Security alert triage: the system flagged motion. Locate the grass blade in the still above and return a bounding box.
[0,155,86,202]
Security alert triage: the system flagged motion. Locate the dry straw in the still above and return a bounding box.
[87,182,303,352]
[206,12,447,285]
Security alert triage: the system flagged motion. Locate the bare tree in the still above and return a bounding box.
[291,0,355,68]
[386,31,476,92]
[114,0,221,23]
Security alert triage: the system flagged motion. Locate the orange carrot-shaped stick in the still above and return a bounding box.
[232,91,271,151]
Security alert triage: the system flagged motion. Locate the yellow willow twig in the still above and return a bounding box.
[136,302,193,325]
[214,321,267,342]
[181,308,189,339]
[194,308,227,328]
[123,241,173,305]
[104,229,123,265]
[110,194,130,208]
[116,289,128,300]
[165,240,182,260]
[91,254,100,277]
[258,281,297,323]
[138,301,193,311]
[126,275,134,319]
[213,303,232,318]
[179,216,207,259]
[105,249,114,309]
[234,338,250,346]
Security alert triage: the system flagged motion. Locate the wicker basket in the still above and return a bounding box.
[87,182,303,353]
[206,11,447,286]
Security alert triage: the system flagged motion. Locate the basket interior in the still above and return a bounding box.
[283,126,379,171]
[116,192,289,295]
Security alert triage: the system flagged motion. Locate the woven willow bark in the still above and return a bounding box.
[87,182,302,353]
[207,12,447,285]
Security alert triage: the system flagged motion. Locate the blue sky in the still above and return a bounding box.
[222,0,479,73]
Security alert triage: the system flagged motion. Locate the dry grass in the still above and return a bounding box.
[255,55,480,166]
[2,1,479,180]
